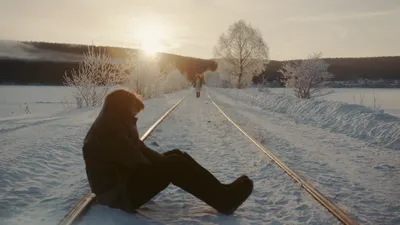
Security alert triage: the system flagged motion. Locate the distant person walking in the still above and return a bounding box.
[193,74,204,98]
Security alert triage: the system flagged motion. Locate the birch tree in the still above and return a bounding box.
[214,20,269,89]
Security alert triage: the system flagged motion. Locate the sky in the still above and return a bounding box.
[0,0,399,60]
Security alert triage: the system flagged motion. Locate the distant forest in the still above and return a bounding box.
[0,41,399,85]
[253,56,400,85]
[0,41,217,85]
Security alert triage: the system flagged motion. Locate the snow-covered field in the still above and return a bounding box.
[0,86,76,119]
[1,85,399,225]
[268,87,400,118]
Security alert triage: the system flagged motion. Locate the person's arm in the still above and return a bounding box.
[102,124,151,169]
[138,141,166,163]
[117,139,152,168]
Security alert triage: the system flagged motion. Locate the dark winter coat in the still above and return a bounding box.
[82,108,165,211]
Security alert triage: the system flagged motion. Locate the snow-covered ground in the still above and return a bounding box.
[0,86,76,119]
[268,87,400,118]
[1,85,399,225]
[208,87,400,225]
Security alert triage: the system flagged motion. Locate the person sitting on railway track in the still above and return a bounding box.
[82,89,254,215]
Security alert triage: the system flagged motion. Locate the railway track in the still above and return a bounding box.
[59,92,359,225]
[206,92,359,225]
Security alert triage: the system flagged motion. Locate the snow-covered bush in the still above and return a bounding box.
[279,53,334,99]
[204,70,222,87]
[123,51,167,99]
[215,60,233,88]
[64,46,125,108]
[163,68,190,93]
[123,51,188,98]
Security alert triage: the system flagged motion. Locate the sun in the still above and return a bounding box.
[136,23,166,56]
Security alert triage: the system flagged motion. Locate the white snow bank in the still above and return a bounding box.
[213,88,400,150]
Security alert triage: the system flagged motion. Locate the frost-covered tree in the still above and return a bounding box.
[279,53,334,99]
[214,20,269,89]
[214,60,233,88]
[123,51,166,99]
[64,46,125,108]
[204,70,222,87]
[163,68,190,93]
[123,51,187,98]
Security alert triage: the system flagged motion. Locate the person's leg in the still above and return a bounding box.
[163,149,250,188]
[163,149,223,185]
[123,151,221,210]
[164,154,253,215]
[125,164,171,210]
[125,151,253,215]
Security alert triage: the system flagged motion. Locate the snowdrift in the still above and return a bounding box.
[213,88,400,150]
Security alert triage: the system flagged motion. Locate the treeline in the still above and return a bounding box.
[253,56,400,84]
[0,41,217,85]
[1,41,399,85]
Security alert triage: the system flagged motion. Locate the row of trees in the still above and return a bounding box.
[213,20,334,99]
[0,41,217,86]
[64,47,191,108]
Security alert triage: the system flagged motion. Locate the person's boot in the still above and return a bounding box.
[179,151,249,189]
[173,151,250,191]
[224,175,249,188]
[166,154,253,215]
[219,177,253,215]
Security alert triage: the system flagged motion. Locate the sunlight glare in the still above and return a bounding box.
[136,22,166,56]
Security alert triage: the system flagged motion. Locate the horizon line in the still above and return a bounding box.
[2,39,400,62]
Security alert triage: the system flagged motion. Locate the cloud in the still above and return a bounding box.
[286,8,399,22]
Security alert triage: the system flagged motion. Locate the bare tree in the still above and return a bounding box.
[214,20,269,89]
[64,46,125,108]
[279,53,334,99]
